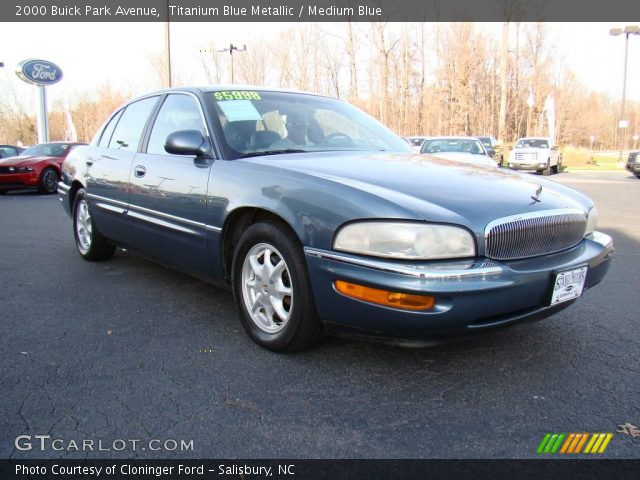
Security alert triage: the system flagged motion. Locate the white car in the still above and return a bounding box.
[420,137,498,167]
[407,136,429,151]
[508,137,561,175]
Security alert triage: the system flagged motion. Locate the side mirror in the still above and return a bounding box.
[165,130,212,158]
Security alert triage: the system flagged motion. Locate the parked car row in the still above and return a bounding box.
[404,134,562,175]
[56,86,612,352]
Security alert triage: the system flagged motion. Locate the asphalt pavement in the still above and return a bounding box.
[1,170,638,459]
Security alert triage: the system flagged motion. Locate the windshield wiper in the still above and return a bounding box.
[239,149,307,158]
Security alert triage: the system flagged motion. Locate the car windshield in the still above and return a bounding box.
[207,90,412,160]
[478,137,492,147]
[0,147,18,158]
[420,138,486,155]
[516,139,549,149]
[22,143,69,157]
[408,138,425,146]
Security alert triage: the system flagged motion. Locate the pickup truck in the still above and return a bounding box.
[507,137,561,175]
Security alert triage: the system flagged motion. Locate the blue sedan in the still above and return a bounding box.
[58,87,613,351]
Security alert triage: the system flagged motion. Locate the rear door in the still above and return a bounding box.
[128,93,213,274]
[86,96,160,246]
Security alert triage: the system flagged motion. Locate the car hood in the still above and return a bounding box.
[428,151,497,167]
[0,155,57,166]
[242,151,590,229]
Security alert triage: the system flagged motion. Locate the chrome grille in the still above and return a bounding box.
[515,152,537,162]
[485,209,587,260]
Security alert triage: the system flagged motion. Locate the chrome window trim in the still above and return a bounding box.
[304,247,503,280]
[484,208,587,241]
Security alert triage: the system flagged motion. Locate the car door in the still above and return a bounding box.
[86,96,160,246]
[128,93,213,274]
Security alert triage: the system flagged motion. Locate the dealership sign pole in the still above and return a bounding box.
[15,59,63,144]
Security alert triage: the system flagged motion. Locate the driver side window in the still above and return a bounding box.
[147,94,206,155]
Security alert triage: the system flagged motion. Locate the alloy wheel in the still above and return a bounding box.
[241,242,293,333]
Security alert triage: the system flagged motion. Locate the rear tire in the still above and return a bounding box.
[231,221,324,352]
[73,188,116,261]
[39,167,59,194]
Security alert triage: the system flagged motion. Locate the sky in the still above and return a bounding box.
[0,22,638,112]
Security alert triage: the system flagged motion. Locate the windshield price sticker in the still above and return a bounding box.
[551,266,588,305]
[214,91,261,101]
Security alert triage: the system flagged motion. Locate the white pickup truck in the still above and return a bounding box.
[507,137,561,175]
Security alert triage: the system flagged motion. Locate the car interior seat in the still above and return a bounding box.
[224,120,257,151]
[249,131,282,150]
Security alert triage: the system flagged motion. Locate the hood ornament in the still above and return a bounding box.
[530,185,543,204]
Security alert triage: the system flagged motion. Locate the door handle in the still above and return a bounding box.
[133,165,146,178]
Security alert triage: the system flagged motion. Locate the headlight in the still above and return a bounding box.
[333,222,476,260]
[585,207,598,235]
[15,166,34,173]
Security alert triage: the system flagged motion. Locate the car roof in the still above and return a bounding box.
[139,85,333,99]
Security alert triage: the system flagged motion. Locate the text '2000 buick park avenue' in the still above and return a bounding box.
[58,87,613,351]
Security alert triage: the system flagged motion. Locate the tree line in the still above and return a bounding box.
[1,23,637,149]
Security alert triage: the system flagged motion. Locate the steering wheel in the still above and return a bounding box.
[320,133,353,146]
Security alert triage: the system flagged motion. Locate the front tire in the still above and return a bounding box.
[73,189,116,261]
[39,167,59,194]
[231,221,324,352]
[541,160,551,176]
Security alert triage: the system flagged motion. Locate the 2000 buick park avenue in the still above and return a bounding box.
[58,87,613,351]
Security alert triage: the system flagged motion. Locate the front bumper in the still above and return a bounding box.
[0,172,39,191]
[508,163,543,172]
[305,232,613,339]
[625,163,640,173]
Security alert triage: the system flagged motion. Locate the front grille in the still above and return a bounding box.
[0,167,16,174]
[515,152,537,162]
[485,209,587,261]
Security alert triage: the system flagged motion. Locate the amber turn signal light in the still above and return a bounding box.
[334,280,435,311]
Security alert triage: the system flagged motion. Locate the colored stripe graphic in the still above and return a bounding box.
[539,433,613,454]
[537,434,552,454]
[584,433,613,454]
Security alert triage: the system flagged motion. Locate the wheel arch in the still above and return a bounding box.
[220,207,300,283]
[68,180,85,212]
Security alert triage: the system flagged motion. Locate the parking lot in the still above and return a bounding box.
[1,169,638,459]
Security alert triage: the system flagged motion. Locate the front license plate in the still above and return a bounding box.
[550,267,588,305]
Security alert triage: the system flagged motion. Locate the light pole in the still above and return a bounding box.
[164,0,172,88]
[218,44,246,84]
[610,25,640,162]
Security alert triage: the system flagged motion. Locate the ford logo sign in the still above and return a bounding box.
[16,59,63,86]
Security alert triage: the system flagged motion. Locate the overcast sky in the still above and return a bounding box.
[0,22,638,109]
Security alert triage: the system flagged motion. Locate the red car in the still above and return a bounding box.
[0,142,86,194]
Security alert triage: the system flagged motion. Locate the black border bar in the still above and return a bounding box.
[4,0,640,22]
[1,459,640,480]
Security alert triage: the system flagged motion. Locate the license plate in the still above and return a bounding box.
[550,267,588,305]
